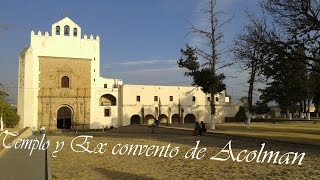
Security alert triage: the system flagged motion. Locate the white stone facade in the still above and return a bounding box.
[18,17,237,131]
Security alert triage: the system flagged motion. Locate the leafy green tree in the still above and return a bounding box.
[0,83,20,128]
[253,101,271,115]
[260,52,309,118]
[0,100,19,128]
[309,67,320,117]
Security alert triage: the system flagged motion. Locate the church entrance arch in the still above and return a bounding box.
[57,106,73,129]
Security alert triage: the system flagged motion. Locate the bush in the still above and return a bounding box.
[0,100,20,128]
[235,106,247,122]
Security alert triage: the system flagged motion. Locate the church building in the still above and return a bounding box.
[18,17,237,131]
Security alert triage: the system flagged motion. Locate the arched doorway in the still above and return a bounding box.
[57,106,73,129]
[184,114,196,124]
[130,115,141,125]
[144,114,155,125]
[158,114,168,124]
[172,114,180,124]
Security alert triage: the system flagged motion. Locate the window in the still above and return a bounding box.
[216,97,219,102]
[104,84,108,88]
[137,96,140,102]
[61,76,69,88]
[170,96,173,101]
[100,94,116,106]
[64,25,70,36]
[154,96,158,101]
[104,108,111,117]
[56,26,60,35]
[73,28,77,37]
[207,97,211,101]
[192,96,196,102]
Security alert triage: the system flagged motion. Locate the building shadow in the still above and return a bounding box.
[94,167,155,180]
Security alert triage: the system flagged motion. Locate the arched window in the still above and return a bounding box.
[100,94,116,106]
[64,25,70,36]
[61,76,69,88]
[56,26,60,35]
[73,28,77,37]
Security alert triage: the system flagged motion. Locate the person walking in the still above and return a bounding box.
[200,121,207,133]
[194,122,202,136]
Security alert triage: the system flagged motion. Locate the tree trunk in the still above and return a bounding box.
[210,92,216,129]
[247,61,256,129]
[0,115,3,131]
[286,107,292,120]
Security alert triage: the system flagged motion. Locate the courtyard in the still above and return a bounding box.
[47,122,320,179]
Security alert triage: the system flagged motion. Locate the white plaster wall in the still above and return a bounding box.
[17,47,39,130]
[120,84,230,126]
[90,77,123,129]
[19,17,100,130]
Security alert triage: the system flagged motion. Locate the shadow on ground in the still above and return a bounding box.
[95,167,155,180]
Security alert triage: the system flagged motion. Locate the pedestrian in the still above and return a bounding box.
[200,121,207,133]
[194,122,202,136]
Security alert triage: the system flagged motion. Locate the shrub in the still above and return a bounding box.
[235,106,247,122]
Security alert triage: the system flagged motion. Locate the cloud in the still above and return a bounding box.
[116,59,177,66]
[107,67,181,75]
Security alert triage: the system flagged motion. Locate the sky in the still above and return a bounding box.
[0,0,262,104]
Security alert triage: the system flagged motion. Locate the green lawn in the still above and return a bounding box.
[170,121,320,146]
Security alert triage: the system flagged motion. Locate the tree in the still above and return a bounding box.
[309,66,320,117]
[0,83,20,128]
[0,83,8,100]
[178,0,231,129]
[259,51,309,119]
[236,1,318,119]
[260,0,320,73]
[253,101,271,115]
[234,15,268,127]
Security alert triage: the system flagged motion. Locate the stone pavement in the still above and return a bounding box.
[0,135,47,180]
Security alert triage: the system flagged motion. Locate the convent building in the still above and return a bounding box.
[17,17,237,131]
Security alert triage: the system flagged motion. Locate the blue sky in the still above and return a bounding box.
[0,0,262,104]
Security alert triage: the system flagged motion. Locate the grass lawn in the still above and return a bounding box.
[169,121,320,146]
[48,124,320,179]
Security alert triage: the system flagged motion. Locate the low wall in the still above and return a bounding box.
[0,127,33,158]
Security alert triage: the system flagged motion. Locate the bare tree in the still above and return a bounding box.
[233,15,268,127]
[178,0,232,129]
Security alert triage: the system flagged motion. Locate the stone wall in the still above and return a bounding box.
[37,56,91,130]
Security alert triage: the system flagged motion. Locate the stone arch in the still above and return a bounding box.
[100,94,117,106]
[158,114,168,124]
[184,114,196,124]
[130,115,141,125]
[172,114,180,124]
[144,114,155,125]
[57,105,73,129]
